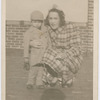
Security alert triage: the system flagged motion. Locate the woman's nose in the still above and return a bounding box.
[51,19,55,23]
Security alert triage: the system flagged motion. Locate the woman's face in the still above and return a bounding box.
[48,12,60,30]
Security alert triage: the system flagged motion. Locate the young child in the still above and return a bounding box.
[24,11,48,89]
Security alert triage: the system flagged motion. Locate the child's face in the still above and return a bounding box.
[31,20,42,29]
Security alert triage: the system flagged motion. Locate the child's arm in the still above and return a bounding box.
[23,30,30,70]
[24,31,30,59]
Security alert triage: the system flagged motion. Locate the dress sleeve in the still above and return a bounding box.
[24,30,30,58]
[66,23,82,57]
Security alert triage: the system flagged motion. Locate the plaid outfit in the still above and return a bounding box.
[42,22,83,85]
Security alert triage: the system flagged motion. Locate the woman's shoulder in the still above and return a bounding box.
[64,22,78,32]
[65,22,75,29]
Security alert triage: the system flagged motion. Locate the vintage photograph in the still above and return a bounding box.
[5,0,97,100]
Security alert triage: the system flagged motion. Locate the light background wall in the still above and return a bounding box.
[6,0,93,52]
[6,0,88,22]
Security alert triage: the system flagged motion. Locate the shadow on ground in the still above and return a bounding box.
[6,49,93,100]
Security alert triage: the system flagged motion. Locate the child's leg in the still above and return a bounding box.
[35,67,44,86]
[27,67,38,86]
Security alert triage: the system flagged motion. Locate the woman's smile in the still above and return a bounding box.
[51,23,57,29]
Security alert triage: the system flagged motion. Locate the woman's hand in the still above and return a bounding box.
[55,52,66,60]
[30,40,42,48]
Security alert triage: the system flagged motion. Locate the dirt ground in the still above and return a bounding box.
[6,49,93,100]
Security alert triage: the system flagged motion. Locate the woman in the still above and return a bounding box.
[41,7,83,87]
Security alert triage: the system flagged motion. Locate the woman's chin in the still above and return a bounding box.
[50,26,58,30]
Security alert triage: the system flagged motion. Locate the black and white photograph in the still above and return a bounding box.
[3,0,98,100]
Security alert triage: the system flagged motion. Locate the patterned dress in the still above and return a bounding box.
[41,23,83,85]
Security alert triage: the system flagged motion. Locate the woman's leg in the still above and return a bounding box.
[44,64,58,77]
[44,64,59,87]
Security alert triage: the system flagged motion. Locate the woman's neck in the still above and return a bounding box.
[50,26,58,32]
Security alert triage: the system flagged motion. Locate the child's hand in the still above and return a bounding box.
[24,63,30,71]
[24,58,30,70]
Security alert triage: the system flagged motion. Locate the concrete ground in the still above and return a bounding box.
[6,49,93,100]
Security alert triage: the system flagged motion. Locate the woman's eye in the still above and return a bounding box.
[49,17,58,20]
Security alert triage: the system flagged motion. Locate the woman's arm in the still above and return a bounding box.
[66,23,82,57]
[56,23,82,60]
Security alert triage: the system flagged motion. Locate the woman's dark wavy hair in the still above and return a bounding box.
[45,8,66,27]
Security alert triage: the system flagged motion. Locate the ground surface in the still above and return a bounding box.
[6,49,93,100]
